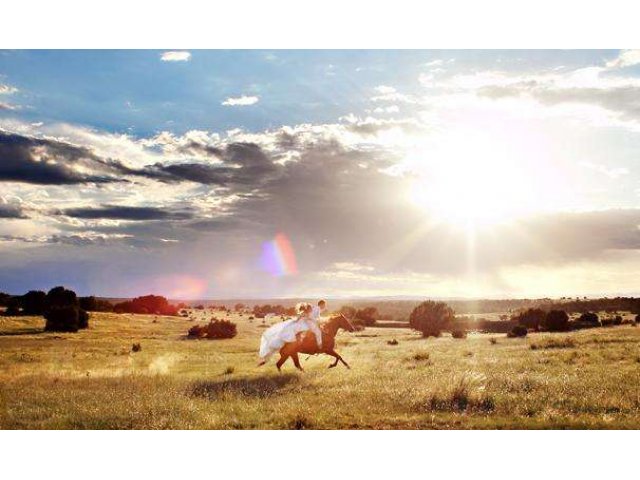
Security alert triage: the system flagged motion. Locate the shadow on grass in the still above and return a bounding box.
[0,327,45,336]
[189,373,300,400]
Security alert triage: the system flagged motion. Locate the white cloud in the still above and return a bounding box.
[372,105,400,114]
[0,84,18,95]
[606,49,640,69]
[373,85,396,94]
[580,162,630,179]
[0,102,18,111]
[160,51,191,62]
[222,95,259,106]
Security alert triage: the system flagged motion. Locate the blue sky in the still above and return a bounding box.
[1,50,623,135]
[1,50,640,298]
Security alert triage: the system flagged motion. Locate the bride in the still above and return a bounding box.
[258,302,313,364]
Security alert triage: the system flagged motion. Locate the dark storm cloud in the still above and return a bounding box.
[151,162,232,185]
[0,203,28,218]
[0,131,134,185]
[0,130,284,189]
[0,233,130,246]
[62,205,194,221]
[145,141,281,186]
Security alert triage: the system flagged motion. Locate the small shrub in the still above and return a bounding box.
[412,352,430,362]
[188,324,204,338]
[131,343,142,352]
[224,366,235,375]
[188,319,237,339]
[451,329,467,339]
[489,337,498,345]
[427,377,495,412]
[44,306,80,332]
[387,339,399,346]
[507,325,528,338]
[290,415,312,430]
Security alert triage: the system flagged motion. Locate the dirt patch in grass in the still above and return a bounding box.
[530,338,576,350]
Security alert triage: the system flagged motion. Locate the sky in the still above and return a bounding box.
[1,49,640,299]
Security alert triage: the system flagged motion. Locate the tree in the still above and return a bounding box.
[0,292,12,307]
[79,296,97,311]
[544,310,569,332]
[113,295,178,316]
[339,305,357,319]
[513,308,546,331]
[78,296,113,312]
[22,290,47,315]
[355,307,378,326]
[4,297,21,316]
[507,325,528,338]
[579,312,599,324]
[409,300,454,337]
[44,286,89,332]
[234,303,245,312]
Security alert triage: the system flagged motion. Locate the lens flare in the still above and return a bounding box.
[260,233,298,276]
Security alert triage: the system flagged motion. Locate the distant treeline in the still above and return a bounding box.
[327,297,640,320]
[3,292,640,320]
[0,291,184,317]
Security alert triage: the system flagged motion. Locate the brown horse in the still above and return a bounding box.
[276,314,355,371]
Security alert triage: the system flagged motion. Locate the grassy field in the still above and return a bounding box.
[1,310,639,429]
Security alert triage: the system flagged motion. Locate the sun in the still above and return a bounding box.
[407,133,537,229]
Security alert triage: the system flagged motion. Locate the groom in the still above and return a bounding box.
[304,299,326,350]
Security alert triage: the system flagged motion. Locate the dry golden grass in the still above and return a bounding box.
[1,310,639,429]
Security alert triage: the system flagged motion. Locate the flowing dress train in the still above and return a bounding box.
[259,316,309,362]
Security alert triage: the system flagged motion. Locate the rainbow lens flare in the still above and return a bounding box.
[260,233,298,277]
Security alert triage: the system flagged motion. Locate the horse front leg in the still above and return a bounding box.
[329,350,350,369]
[327,352,340,368]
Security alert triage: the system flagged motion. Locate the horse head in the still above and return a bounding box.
[334,313,356,332]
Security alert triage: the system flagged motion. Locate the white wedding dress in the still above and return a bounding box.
[259,316,310,362]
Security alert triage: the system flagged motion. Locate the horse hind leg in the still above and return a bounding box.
[291,352,304,372]
[276,353,289,372]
